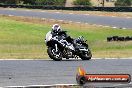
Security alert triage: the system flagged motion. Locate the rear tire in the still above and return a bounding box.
[47,47,62,61]
[79,50,92,60]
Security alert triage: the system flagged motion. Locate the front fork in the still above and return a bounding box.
[55,44,58,52]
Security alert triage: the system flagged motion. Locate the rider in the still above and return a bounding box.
[51,24,74,47]
[51,24,68,38]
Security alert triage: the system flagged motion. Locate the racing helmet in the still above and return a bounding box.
[52,24,61,33]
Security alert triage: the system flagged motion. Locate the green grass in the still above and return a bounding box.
[0,16,50,59]
[0,16,132,59]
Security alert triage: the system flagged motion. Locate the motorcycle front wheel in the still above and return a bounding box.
[47,47,62,61]
[79,50,92,60]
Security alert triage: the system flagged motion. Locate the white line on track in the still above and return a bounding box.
[112,27,117,29]
[98,25,103,27]
[40,11,46,12]
[8,15,14,16]
[55,12,60,13]
[111,16,116,17]
[104,26,110,28]
[69,13,74,14]
[126,17,132,19]
[76,22,81,24]
[82,22,127,29]
[98,15,104,16]
[0,57,132,61]
[9,8,15,10]
[5,84,78,88]
[5,83,132,88]
[25,10,31,11]
[4,86,25,88]
[84,14,90,16]
[122,27,127,29]
[49,19,55,21]
[0,58,68,61]
[58,20,64,22]
[41,18,46,20]
[69,21,73,23]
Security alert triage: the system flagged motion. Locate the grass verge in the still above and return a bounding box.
[0,15,132,59]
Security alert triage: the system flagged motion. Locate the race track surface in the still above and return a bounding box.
[0,9,132,29]
[0,59,132,87]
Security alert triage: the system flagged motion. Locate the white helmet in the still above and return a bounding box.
[52,24,61,33]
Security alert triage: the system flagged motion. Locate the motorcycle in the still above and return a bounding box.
[45,31,92,61]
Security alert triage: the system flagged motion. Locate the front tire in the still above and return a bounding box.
[47,47,62,61]
[79,50,92,60]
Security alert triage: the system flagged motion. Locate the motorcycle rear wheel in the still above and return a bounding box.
[47,47,62,61]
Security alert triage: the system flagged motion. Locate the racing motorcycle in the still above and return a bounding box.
[45,31,92,61]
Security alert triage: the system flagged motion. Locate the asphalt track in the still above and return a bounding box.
[0,59,132,87]
[0,9,132,29]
